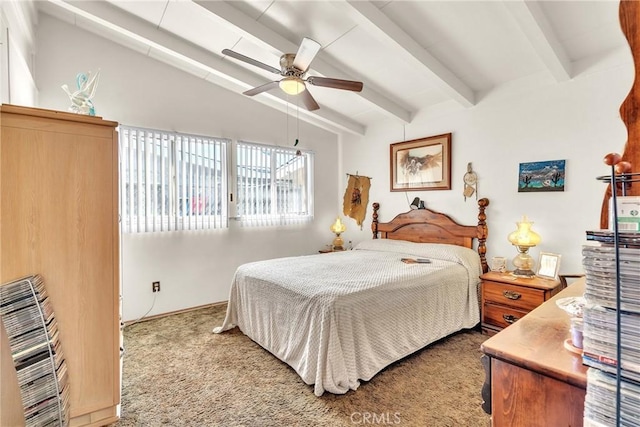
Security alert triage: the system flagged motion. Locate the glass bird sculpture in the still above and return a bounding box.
[61,70,100,116]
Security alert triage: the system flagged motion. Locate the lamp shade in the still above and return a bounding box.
[279,77,306,95]
[330,217,346,234]
[507,215,541,247]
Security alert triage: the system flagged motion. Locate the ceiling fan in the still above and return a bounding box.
[222,37,364,111]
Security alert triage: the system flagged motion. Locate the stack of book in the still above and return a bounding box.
[0,275,69,427]
[582,235,640,426]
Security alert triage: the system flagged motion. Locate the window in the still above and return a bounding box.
[236,141,313,226]
[119,127,313,232]
[119,126,229,233]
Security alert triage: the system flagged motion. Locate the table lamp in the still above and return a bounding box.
[507,215,541,277]
[330,217,347,250]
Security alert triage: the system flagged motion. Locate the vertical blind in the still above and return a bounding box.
[236,141,313,227]
[119,126,229,233]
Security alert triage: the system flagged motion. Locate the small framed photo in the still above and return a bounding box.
[390,133,451,191]
[537,252,561,279]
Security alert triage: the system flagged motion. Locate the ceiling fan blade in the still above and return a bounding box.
[292,37,321,72]
[243,81,280,96]
[222,49,281,74]
[307,76,363,92]
[299,88,320,111]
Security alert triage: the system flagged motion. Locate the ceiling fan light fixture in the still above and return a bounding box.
[279,77,306,95]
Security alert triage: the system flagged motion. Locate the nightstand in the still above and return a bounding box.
[480,271,562,335]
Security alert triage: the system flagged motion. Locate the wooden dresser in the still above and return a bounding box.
[481,271,563,335]
[481,279,588,427]
[0,105,120,426]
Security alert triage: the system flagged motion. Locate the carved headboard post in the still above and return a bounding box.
[371,202,380,239]
[477,198,490,273]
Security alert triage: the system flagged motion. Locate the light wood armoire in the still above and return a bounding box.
[0,105,120,426]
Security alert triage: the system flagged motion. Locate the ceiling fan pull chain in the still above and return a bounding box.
[295,96,300,147]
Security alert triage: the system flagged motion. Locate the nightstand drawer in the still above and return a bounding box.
[483,303,529,329]
[482,280,545,311]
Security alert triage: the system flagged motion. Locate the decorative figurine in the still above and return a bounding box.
[463,162,478,201]
[61,70,100,116]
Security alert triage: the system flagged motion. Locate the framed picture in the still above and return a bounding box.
[518,159,566,192]
[537,252,561,279]
[390,133,451,191]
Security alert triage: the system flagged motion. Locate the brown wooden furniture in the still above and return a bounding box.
[559,273,586,289]
[600,0,640,229]
[481,279,588,427]
[371,197,490,273]
[481,271,563,335]
[0,105,120,426]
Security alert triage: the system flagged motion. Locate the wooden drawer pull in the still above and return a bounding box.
[503,314,519,324]
[503,290,522,300]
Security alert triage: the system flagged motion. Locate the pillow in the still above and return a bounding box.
[355,239,482,276]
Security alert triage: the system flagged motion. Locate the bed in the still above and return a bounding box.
[213,199,490,396]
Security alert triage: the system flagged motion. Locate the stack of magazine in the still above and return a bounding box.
[0,275,69,427]
[586,230,640,247]
[582,233,640,426]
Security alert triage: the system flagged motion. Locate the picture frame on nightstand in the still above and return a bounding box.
[537,252,561,279]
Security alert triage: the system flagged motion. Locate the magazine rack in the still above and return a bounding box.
[583,156,640,426]
[0,275,69,426]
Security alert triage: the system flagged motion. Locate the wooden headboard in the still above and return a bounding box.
[371,198,490,273]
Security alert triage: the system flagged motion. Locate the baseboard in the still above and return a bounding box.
[123,301,227,326]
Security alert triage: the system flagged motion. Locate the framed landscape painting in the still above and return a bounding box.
[518,159,565,192]
[390,133,451,191]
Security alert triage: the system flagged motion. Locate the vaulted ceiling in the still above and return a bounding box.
[38,1,627,136]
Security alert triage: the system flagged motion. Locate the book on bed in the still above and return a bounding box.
[401,258,431,264]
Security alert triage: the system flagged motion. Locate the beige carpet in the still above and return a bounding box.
[113,304,492,427]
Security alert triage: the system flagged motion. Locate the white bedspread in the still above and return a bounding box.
[213,239,482,396]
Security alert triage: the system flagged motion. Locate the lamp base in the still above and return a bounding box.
[332,235,344,251]
[512,246,536,278]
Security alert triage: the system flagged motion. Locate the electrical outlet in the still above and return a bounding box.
[152,281,160,292]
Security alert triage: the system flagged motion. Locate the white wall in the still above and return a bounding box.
[30,8,635,321]
[0,1,38,105]
[341,47,634,278]
[34,14,340,322]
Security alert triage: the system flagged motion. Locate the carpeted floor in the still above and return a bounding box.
[113,304,492,427]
